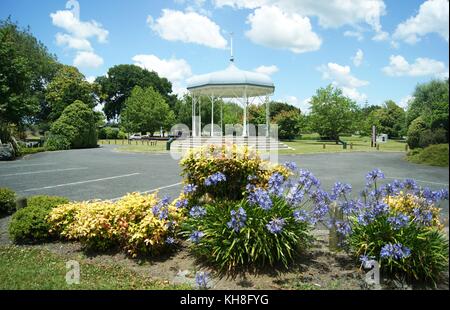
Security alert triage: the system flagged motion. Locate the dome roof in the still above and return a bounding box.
[186,63,275,97]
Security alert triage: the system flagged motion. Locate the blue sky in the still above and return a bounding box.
[1,0,448,112]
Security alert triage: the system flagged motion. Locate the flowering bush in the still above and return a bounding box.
[329,169,449,284]
[180,144,289,201]
[181,161,333,270]
[47,192,184,256]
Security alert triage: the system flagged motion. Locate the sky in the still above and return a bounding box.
[1,0,449,112]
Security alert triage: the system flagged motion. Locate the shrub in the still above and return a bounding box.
[418,128,448,148]
[180,144,290,201]
[0,188,16,216]
[49,100,97,149]
[273,110,302,140]
[407,144,449,167]
[18,146,46,156]
[181,162,327,270]
[44,134,71,151]
[47,192,184,256]
[8,195,69,243]
[407,117,427,149]
[117,130,128,140]
[331,169,449,285]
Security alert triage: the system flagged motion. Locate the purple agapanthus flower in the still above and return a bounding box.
[293,210,310,224]
[189,231,204,244]
[204,172,227,186]
[248,188,273,210]
[366,169,385,183]
[380,243,411,260]
[175,198,189,208]
[387,214,410,230]
[331,182,352,199]
[283,161,298,171]
[227,207,247,232]
[268,172,285,197]
[286,185,304,206]
[266,218,286,234]
[183,184,198,195]
[189,206,206,218]
[165,237,176,244]
[195,271,210,289]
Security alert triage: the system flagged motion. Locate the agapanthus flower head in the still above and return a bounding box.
[165,237,176,245]
[311,201,329,221]
[339,199,358,215]
[245,183,256,192]
[189,205,206,218]
[335,220,352,236]
[286,185,304,206]
[248,188,273,210]
[309,189,330,205]
[158,207,169,220]
[387,213,410,230]
[412,208,433,226]
[195,271,210,289]
[293,210,310,223]
[331,182,352,199]
[189,230,204,244]
[359,255,376,268]
[160,195,171,206]
[381,182,401,196]
[175,198,189,208]
[204,172,227,186]
[227,207,247,232]
[268,172,285,196]
[183,184,198,195]
[380,243,411,260]
[366,169,385,184]
[283,161,298,171]
[266,218,286,234]
[403,178,418,191]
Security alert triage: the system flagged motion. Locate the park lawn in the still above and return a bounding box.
[280,136,407,155]
[0,246,191,290]
[406,144,449,167]
[99,139,167,153]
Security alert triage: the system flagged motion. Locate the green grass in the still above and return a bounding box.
[99,139,167,153]
[280,136,407,155]
[0,246,191,290]
[406,144,449,167]
[19,146,46,156]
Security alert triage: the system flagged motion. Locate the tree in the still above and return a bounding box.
[120,86,175,135]
[309,85,358,141]
[273,110,302,140]
[407,79,449,131]
[49,100,97,149]
[0,18,59,131]
[365,100,406,138]
[96,65,176,121]
[45,65,96,122]
[407,116,428,149]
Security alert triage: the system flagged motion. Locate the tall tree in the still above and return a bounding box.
[407,79,449,132]
[96,65,176,121]
[45,65,97,122]
[309,85,358,141]
[120,86,175,135]
[0,18,59,130]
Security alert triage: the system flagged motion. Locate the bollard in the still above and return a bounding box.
[108,140,110,144]
[122,139,124,145]
[405,144,408,152]
[114,139,117,144]
[329,203,344,251]
[376,144,380,150]
[323,144,326,149]
[350,143,353,150]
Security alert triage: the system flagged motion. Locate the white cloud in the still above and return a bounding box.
[55,33,92,51]
[318,62,369,102]
[372,30,389,41]
[245,6,321,53]
[254,65,279,75]
[284,95,311,113]
[393,0,449,44]
[86,76,96,83]
[399,95,414,109]
[73,51,104,68]
[344,30,364,41]
[148,9,227,49]
[352,49,364,67]
[382,55,449,78]
[215,0,387,32]
[50,9,108,43]
[132,54,193,96]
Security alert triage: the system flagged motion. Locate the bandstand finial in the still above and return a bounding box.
[229,32,234,63]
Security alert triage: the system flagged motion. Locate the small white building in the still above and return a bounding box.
[377,134,388,143]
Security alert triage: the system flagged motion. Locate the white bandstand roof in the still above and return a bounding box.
[186,63,275,97]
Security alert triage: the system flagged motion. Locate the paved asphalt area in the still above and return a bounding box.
[1,145,448,217]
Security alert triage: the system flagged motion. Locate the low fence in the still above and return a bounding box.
[99,139,159,146]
